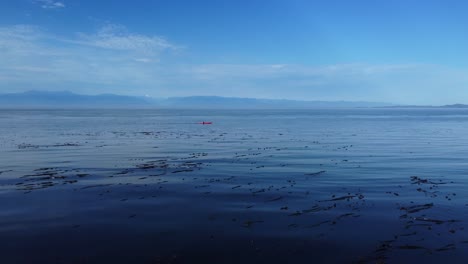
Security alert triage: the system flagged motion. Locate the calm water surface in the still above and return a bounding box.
[1,109,468,263]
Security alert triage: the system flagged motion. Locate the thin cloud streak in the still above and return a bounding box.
[71,24,179,54]
[35,0,65,9]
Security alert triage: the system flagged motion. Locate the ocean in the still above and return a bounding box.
[1,108,468,263]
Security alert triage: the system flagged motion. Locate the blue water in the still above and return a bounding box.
[1,109,468,263]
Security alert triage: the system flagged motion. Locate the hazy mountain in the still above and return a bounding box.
[0,91,394,108]
[441,104,468,108]
[0,90,151,108]
[380,103,468,108]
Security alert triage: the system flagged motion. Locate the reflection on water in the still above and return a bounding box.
[1,109,468,263]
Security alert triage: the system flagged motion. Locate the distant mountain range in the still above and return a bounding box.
[381,104,468,108]
[0,91,148,108]
[0,90,462,109]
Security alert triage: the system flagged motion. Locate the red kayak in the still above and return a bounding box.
[199,121,212,125]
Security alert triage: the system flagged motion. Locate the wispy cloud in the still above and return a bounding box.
[0,24,179,95]
[35,0,65,9]
[0,25,52,57]
[0,24,43,42]
[134,58,154,63]
[0,24,177,58]
[72,24,179,54]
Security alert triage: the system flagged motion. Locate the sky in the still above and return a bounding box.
[1,0,468,104]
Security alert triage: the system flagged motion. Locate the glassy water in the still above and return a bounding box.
[1,109,468,263]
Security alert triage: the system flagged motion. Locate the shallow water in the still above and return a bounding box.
[1,108,468,263]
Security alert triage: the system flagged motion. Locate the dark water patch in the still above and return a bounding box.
[81,184,114,190]
[17,142,82,149]
[400,203,434,214]
[304,170,326,176]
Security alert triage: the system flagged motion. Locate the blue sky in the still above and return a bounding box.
[1,0,468,104]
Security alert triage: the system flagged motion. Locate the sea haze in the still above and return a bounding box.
[1,109,468,263]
